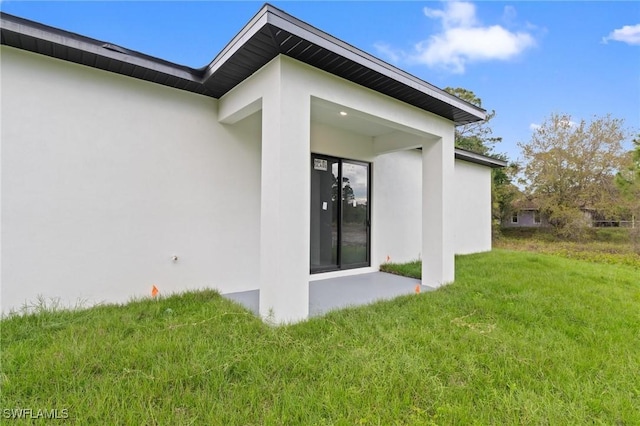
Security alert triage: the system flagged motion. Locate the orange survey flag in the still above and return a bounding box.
[151,285,159,297]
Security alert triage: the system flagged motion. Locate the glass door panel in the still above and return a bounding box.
[310,156,339,272]
[340,161,369,268]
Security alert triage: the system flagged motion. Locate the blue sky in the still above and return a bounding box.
[2,1,638,162]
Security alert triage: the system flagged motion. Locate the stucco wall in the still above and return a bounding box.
[374,150,423,265]
[375,151,494,261]
[1,47,493,316]
[453,160,493,254]
[1,46,262,313]
[310,122,375,162]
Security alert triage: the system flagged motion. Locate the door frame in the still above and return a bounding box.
[310,153,371,274]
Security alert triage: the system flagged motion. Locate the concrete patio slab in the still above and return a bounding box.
[223,272,432,318]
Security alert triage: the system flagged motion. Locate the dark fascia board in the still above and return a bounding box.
[454,148,507,168]
[203,5,271,79]
[260,5,485,122]
[203,4,485,123]
[0,12,201,83]
[0,3,486,125]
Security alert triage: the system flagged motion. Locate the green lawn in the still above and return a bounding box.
[495,227,640,269]
[2,251,639,424]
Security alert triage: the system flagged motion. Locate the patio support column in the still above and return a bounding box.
[421,132,455,287]
[259,59,310,323]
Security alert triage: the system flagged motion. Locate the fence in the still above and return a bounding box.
[593,219,636,228]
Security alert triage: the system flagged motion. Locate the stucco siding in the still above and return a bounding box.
[373,150,423,266]
[310,122,375,162]
[1,46,262,313]
[375,152,494,264]
[1,47,494,317]
[453,160,493,254]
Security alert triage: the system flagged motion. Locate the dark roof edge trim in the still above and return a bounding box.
[454,148,507,168]
[1,4,486,124]
[262,4,485,121]
[0,12,201,82]
[203,6,270,78]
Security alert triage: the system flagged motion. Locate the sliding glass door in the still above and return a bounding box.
[310,156,339,272]
[310,155,370,273]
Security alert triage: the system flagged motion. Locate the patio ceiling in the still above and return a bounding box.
[1,4,486,126]
[311,98,418,138]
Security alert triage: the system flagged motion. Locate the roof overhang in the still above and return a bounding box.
[0,11,207,94]
[454,148,508,168]
[1,4,486,125]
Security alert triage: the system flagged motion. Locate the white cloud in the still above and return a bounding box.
[529,123,541,131]
[411,25,536,74]
[424,1,478,28]
[602,24,640,45]
[375,1,536,74]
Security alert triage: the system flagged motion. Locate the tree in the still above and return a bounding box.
[445,87,517,233]
[615,134,640,250]
[492,161,521,224]
[444,87,502,155]
[519,113,629,237]
[616,134,640,195]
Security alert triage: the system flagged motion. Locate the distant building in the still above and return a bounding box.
[503,198,635,229]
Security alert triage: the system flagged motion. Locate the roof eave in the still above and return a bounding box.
[454,148,507,168]
[262,4,485,123]
[0,12,202,82]
[1,4,486,124]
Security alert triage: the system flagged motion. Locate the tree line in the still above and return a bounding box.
[445,87,639,240]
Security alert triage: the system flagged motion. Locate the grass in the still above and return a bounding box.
[380,259,422,279]
[495,227,640,269]
[2,251,639,424]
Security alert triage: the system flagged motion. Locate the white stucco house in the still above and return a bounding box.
[0,4,506,322]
